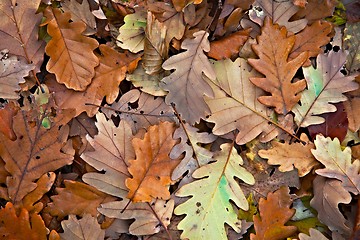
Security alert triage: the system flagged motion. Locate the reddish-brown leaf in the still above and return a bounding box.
[126,122,180,202]
[0,202,47,240]
[208,29,251,60]
[251,186,297,240]
[0,102,18,141]
[248,17,308,114]
[293,0,337,24]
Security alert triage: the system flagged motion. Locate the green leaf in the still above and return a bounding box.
[174,143,255,240]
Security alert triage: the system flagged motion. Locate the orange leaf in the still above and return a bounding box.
[0,102,18,141]
[0,108,75,203]
[126,121,180,202]
[208,29,251,60]
[0,202,47,240]
[44,7,99,91]
[251,186,297,240]
[44,180,116,219]
[248,17,308,114]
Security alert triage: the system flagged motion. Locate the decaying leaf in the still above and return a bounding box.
[251,186,297,240]
[248,17,308,114]
[259,134,318,177]
[126,121,180,202]
[0,108,74,203]
[0,53,34,99]
[60,214,105,240]
[81,113,134,198]
[175,143,255,240]
[160,30,216,124]
[0,202,47,240]
[99,199,174,236]
[344,22,360,73]
[0,0,45,72]
[44,180,116,219]
[44,7,99,91]
[312,135,360,194]
[205,58,279,145]
[310,176,352,235]
[117,11,146,53]
[293,51,358,127]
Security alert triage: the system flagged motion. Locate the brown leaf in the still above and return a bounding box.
[60,214,105,240]
[293,0,337,24]
[44,180,116,219]
[171,0,202,12]
[126,121,180,202]
[0,0,45,72]
[0,108,75,203]
[208,29,251,60]
[259,134,318,177]
[0,102,18,141]
[0,202,47,240]
[344,75,360,132]
[248,17,308,114]
[44,7,99,91]
[290,20,333,66]
[251,186,297,240]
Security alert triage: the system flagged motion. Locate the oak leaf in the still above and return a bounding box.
[61,0,97,36]
[310,176,352,235]
[60,214,105,240]
[293,51,358,127]
[248,17,308,114]
[251,186,297,240]
[249,0,307,33]
[99,199,174,236]
[344,75,360,132]
[293,0,337,24]
[0,0,45,72]
[299,228,329,240]
[44,180,116,219]
[81,113,134,198]
[160,30,216,124]
[117,11,146,53]
[0,102,18,141]
[289,20,333,66]
[207,29,251,60]
[174,143,255,240]
[0,108,74,203]
[259,134,318,177]
[0,202,47,240]
[0,52,34,99]
[344,22,360,73]
[105,89,176,133]
[312,135,360,194]
[205,58,280,145]
[44,7,99,91]
[126,121,180,202]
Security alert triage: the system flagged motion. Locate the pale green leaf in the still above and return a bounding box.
[174,143,255,240]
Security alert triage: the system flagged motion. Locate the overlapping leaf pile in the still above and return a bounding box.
[0,0,359,239]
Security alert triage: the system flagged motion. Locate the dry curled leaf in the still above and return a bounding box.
[248,17,308,114]
[44,7,99,91]
[126,121,180,202]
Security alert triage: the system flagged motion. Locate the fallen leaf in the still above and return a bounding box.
[0,202,47,240]
[344,75,360,132]
[0,102,18,141]
[251,186,297,240]
[60,214,105,240]
[293,0,337,24]
[248,17,308,114]
[175,143,255,240]
[344,22,360,73]
[299,228,329,240]
[126,121,180,202]
[160,30,216,124]
[44,7,99,91]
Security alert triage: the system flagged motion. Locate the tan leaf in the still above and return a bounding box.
[251,186,297,240]
[60,214,105,240]
[208,29,251,60]
[81,113,134,198]
[0,108,74,203]
[0,0,45,72]
[161,30,216,124]
[44,7,99,91]
[44,180,116,219]
[259,134,318,177]
[248,17,308,114]
[0,202,47,240]
[126,121,180,202]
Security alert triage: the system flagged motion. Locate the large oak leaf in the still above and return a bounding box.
[126,121,180,202]
[44,7,99,91]
[60,214,105,240]
[0,108,74,203]
[248,17,308,115]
